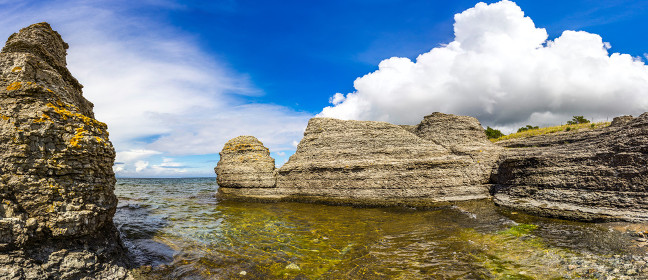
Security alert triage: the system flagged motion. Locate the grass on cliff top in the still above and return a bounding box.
[491,121,611,142]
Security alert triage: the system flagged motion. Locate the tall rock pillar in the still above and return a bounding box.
[0,23,130,279]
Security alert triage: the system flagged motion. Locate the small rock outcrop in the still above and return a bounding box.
[0,23,130,279]
[492,114,648,222]
[215,136,276,188]
[216,113,499,206]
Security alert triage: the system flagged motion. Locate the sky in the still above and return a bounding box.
[0,0,647,177]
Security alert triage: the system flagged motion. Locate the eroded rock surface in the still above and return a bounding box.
[492,115,648,222]
[217,113,499,206]
[0,23,130,279]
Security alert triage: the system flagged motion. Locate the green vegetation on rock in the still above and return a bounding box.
[485,126,504,139]
[516,125,539,133]
[492,121,610,142]
[567,116,590,125]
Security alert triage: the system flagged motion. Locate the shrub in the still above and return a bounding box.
[517,125,539,133]
[485,126,504,139]
[566,116,590,125]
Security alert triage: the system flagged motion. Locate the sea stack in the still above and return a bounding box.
[215,135,277,188]
[216,113,500,206]
[0,23,130,279]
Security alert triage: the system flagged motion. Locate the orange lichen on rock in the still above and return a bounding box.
[46,102,107,130]
[33,113,51,123]
[6,81,21,90]
[69,127,85,147]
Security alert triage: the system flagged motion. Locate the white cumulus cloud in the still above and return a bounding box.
[319,0,648,132]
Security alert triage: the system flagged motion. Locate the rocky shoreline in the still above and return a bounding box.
[216,113,648,223]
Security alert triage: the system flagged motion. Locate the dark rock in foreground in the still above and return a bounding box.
[217,113,500,206]
[0,23,130,279]
[491,115,648,222]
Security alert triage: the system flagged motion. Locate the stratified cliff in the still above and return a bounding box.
[0,23,130,279]
[491,115,648,222]
[217,113,499,206]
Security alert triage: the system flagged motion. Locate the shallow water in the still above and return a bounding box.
[114,178,648,279]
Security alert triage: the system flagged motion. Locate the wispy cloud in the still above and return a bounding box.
[0,0,311,177]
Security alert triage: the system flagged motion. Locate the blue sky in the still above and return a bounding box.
[1,0,648,177]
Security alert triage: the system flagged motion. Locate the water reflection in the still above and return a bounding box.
[114,178,647,279]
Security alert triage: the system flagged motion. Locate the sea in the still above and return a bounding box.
[114,178,648,279]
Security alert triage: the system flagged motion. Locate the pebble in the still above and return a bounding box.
[239,271,247,276]
[285,263,301,270]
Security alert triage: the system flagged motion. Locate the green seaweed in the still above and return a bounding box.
[499,223,538,237]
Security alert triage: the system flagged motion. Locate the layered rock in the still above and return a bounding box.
[217,113,499,206]
[217,109,648,222]
[0,23,130,279]
[492,115,648,222]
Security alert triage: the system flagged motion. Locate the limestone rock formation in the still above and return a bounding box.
[215,136,276,188]
[0,23,130,279]
[492,114,648,222]
[216,113,499,205]
[216,108,648,222]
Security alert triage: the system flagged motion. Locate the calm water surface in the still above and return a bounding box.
[114,178,648,279]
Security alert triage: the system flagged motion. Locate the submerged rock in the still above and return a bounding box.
[216,113,499,206]
[492,114,648,222]
[0,23,130,279]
